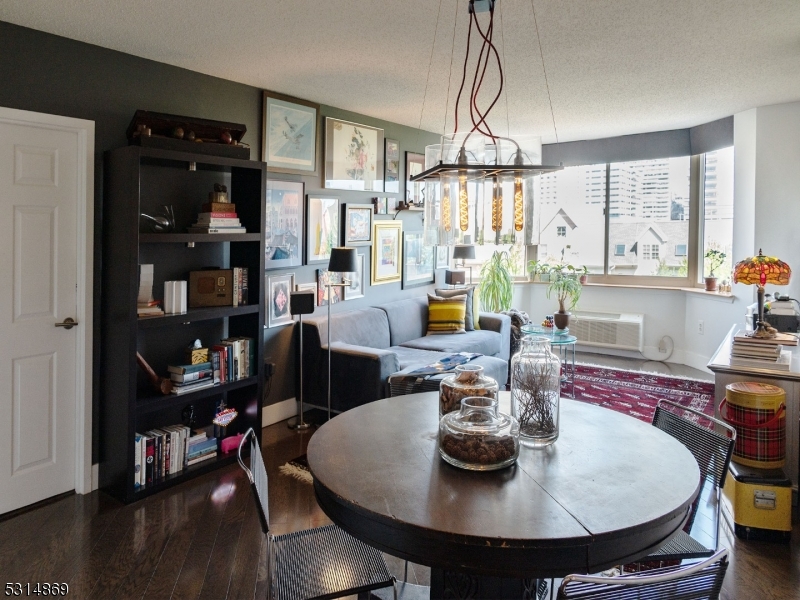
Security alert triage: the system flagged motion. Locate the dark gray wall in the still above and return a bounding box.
[0,20,439,461]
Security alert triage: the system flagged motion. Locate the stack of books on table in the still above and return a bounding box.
[187,202,246,234]
[168,361,216,394]
[730,330,798,371]
[186,431,218,466]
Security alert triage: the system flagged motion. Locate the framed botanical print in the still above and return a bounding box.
[344,252,366,301]
[316,269,343,306]
[262,91,319,175]
[402,232,435,289]
[342,203,373,247]
[265,179,304,270]
[435,245,449,269]
[325,117,384,191]
[405,152,426,205]
[306,196,339,264]
[371,221,403,285]
[267,273,295,328]
[385,138,400,193]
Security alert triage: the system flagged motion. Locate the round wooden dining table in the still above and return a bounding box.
[307,392,700,599]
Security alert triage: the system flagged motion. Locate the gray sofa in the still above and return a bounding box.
[299,296,511,413]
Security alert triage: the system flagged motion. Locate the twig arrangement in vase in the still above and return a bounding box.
[511,336,561,447]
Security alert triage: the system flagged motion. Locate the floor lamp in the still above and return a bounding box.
[452,244,476,284]
[287,290,315,430]
[325,247,358,422]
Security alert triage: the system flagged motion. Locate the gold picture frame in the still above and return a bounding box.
[371,221,403,285]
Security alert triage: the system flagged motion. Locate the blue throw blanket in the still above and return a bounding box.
[405,352,482,376]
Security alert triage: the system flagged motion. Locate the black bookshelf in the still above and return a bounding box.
[100,146,265,503]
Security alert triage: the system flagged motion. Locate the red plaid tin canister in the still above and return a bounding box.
[720,382,786,468]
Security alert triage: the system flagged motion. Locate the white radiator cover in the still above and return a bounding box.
[570,311,644,352]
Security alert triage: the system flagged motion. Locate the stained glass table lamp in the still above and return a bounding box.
[733,249,791,338]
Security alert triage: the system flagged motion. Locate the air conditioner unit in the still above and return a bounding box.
[570,311,644,352]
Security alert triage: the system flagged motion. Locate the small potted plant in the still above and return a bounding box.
[704,249,726,292]
[547,266,582,330]
[527,260,541,282]
[578,265,589,285]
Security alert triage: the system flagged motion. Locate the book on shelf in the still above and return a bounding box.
[195,217,241,226]
[134,434,143,490]
[733,329,798,346]
[187,226,247,234]
[170,379,215,395]
[188,452,217,467]
[168,361,212,375]
[164,280,187,315]
[135,425,192,489]
[731,344,782,359]
[137,264,154,305]
[197,211,238,219]
[170,369,213,383]
[137,300,164,317]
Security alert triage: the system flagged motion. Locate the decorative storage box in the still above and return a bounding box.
[720,382,786,468]
[722,461,792,542]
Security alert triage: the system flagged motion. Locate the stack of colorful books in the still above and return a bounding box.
[186,431,218,466]
[188,201,245,234]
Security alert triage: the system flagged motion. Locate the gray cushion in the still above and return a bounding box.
[435,287,476,331]
[388,346,451,370]
[306,307,390,349]
[399,330,502,357]
[378,297,429,346]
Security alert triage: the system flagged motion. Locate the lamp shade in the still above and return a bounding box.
[445,270,466,285]
[733,249,791,287]
[452,244,476,261]
[328,247,358,273]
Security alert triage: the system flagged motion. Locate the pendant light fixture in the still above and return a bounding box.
[414,0,562,246]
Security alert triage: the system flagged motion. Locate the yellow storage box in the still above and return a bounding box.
[722,461,791,542]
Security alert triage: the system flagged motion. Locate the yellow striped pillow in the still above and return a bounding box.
[427,293,467,334]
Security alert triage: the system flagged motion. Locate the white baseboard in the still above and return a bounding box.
[262,398,298,427]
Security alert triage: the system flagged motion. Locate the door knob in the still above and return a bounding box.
[55,317,78,330]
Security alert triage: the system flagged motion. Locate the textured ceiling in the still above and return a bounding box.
[2,0,799,143]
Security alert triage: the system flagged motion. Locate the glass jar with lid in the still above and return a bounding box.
[439,364,499,418]
[438,396,520,471]
[510,335,561,447]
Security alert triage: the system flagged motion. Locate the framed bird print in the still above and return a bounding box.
[263,91,319,175]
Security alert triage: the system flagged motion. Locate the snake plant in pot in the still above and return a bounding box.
[479,250,514,313]
[547,266,582,330]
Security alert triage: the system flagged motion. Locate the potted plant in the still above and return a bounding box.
[539,263,552,282]
[527,260,541,282]
[578,265,589,285]
[479,250,514,312]
[704,249,726,292]
[547,266,582,330]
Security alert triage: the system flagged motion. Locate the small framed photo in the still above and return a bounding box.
[405,152,426,205]
[344,252,367,301]
[306,196,340,264]
[371,221,403,285]
[342,203,374,247]
[268,273,295,328]
[385,139,400,194]
[263,91,319,176]
[402,232,435,289]
[325,117,384,191]
[372,197,388,215]
[265,179,304,270]
[435,245,449,269]
[316,269,343,306]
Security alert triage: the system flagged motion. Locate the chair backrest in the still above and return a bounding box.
[558,548,729,599]
[652,399,736,490]
[238,428,270,535]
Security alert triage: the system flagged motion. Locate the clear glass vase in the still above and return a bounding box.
[439,364,499,418]
[510,336,561,447]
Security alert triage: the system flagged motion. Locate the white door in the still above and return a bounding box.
[0,112,88,514]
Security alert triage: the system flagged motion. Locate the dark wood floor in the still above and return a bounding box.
[1,356,798,598]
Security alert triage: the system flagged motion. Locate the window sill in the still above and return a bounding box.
[515,279,736,300]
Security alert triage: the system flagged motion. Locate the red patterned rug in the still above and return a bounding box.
[565,363,716,426]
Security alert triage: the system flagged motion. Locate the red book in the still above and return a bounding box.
[145,437,155,485]
[197,211,237,219]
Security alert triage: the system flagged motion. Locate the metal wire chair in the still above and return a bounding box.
[639,399,736,563]
[558,549,729,599]
[237,428,396,600]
